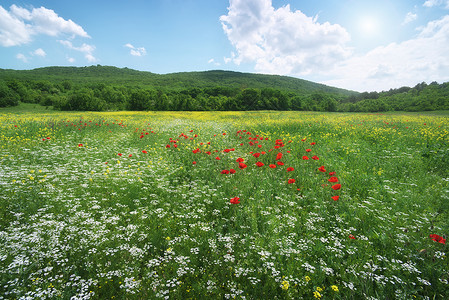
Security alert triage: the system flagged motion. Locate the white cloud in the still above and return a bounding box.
[124,43,147,56]
[67,57,75,63]
[423,0,449,8]
[224,52,235,64]
[220,0,351,75]
[402,12,417,25]
[33,48,46,57]
[0,6,32,46]
[16,53,28,62]
[423,0,440,7]
[322,15,449,91]
[0,4,89,47]
[220,0,449,91]
[208,58,220,66]
[59,40,97,62]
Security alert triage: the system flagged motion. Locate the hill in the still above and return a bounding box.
[0,65,356,96]
[3,65,447,112]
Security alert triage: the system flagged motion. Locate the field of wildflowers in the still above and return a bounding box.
[0,107,448,299]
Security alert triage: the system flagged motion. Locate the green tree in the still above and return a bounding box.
[239,88,260,110]
[128,89,150,110]
[0,81,19,107]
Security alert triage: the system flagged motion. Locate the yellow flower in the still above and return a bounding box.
[305,276,311,282]
[313,291,322,298]
[281,280,289,290]
[316,286,323,292]
[331,285,339,292]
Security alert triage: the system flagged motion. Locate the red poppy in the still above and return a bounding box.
[118,153,123,156]
[349,234,356,240]
[142,150,147,154]
[288,179,296,184]
[256,162,264,167]
[312,155,319,160]
[192,148,200,154]
[305,149,311,152]
[236,158,244,163]
[215,156,221,160]
[239,163,247,169]
[78,143,83,147]
[230,197,240,204]
[269,164,276,168]
[276,153,283,160]
[221,169,230,174]
[277,161,284,166]
[129,154,132,157]
[230,169,236,174]
[318,166,326,172]
[328,177,338,183]
[430,234,446,244]
[192,161,197,165]
[166,145,171,148]
[310,142,316,145]
[286,167,294,172]
[332,184,341,190]
[224,149,231,153]
[329,172,336,176]
[302,156,309,160]
[253,153,261,158]
[332,196,339,201]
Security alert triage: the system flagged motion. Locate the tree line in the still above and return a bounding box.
[1,78,448,112]
[0,79,341,111]
[339,82,449,112]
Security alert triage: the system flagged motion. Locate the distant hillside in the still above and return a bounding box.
[2,65,448,112]
[0,65,357,96]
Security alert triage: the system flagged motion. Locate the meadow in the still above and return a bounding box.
[0,104,448,299]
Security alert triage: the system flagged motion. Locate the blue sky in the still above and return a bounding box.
[1,0,449,91]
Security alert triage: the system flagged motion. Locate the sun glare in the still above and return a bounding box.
[359,16,379,36]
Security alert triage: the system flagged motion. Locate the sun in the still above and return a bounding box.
[358,16,380,36]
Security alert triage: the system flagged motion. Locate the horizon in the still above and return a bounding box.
[1,0,449,92]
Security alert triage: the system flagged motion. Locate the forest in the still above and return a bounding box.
[1,65,448,112]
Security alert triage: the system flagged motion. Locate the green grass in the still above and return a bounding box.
[0,107,448,299]
[0,102,55,113]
